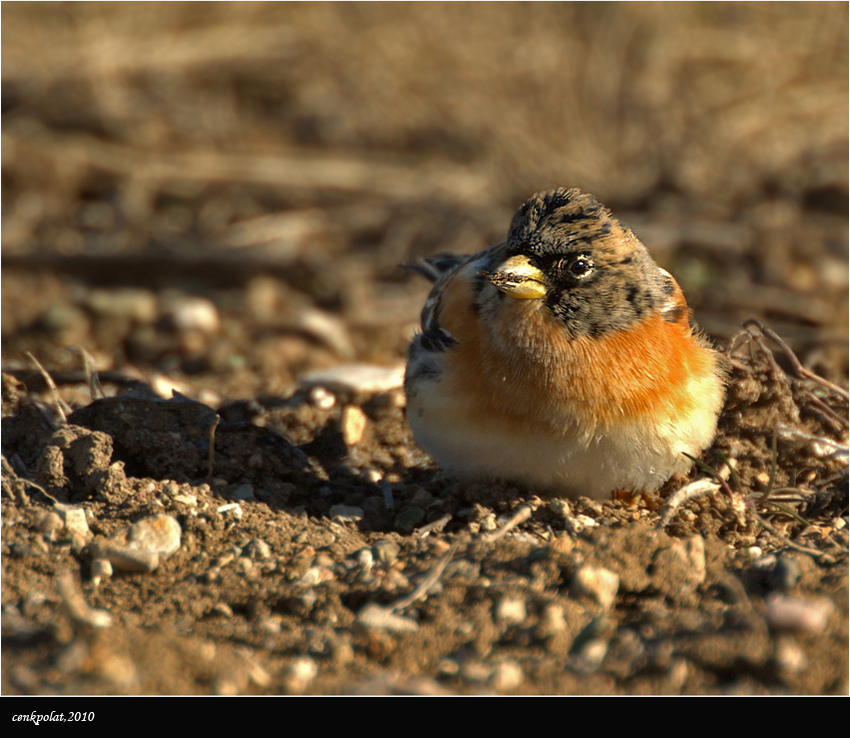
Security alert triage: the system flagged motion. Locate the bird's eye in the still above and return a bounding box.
[568,257,593,279]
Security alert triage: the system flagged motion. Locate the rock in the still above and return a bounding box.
[92,514,182,573]
[299,364,405,400]
[570,566,620,611]
[340,405,367,446]
[495,595,527,626]
[356,604,418,633]
[766,595,832,633]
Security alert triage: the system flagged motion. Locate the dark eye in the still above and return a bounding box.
[568,256,594,279]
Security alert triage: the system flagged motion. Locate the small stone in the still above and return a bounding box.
[766,595,831,633]
[284,656,319,694]
[85,288,158,323]
[356,548,374,571]
[363,468,383,484]
[22,592,49,618]
[299,364,405,398]
[243,539,271,560]
[537,603,567,637]
[329,504,364,522]
[572,638,609,668]
[92,514,181,572]
[571,566,620,610]
[37,511,63,534]
[90,541,160,573]
[55,505,90,541]
[495,595,527,626]
[90,558,113,583]
[356,603,418,633]
[293,308,355,359]
[231,484,255,501]
[772,638,808,674]
[126,514,182,559]
[372,540,400,565]
[308,386,336,410]
[163,293,220,334]
[340,405,367,446]
[491,659,523,691]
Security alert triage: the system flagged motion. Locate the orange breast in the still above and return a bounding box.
[438,272,716,432]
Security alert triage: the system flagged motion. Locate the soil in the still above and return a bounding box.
[1,4,848,695]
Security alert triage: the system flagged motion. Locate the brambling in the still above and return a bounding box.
[404,188,725,499]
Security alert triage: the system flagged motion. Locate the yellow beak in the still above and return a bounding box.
[484,255,547,299]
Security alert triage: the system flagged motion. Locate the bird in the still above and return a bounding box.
[403,187,726,499]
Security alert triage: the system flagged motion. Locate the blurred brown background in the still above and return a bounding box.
[2,2,848,399]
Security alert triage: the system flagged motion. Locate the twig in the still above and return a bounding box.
[390,544,456,612]
[1,455,62,505]
[683,453,735,498]
[800,388,848,432]
[66,345,105,400]
[414,514,452,538]
[761,430,778,502]
[207,415,220,479]
[657,478,720,528]
[481,504,533,543]
[25,352,69,425]
[744,319,849,401]
[752,510,828,560]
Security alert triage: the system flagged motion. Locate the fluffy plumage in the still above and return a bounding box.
[404,187,725,499]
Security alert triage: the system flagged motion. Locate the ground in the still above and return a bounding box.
[1,4,848,695]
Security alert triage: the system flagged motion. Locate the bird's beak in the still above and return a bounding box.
[483,255,547,299]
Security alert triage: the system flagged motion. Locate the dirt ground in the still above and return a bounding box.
[1,4,848,695]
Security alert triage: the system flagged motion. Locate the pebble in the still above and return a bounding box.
[284,655,319,693]
[372,540,400,565]
[459,659,493,684]
[85,288,158,323]
[36,511,63,535]
[91,542,160,573]
[340,405,368,446]
[766,594,831,633]
[362,468,383,484]
[293,308,355,359]
[772,638,808,675]
[329,504,364,522]
[356,603,419,633]
[537,603,568,637]
[495,595,527,626]
[243,539,272,560]
[231,484,255,501]
[308,386,336,410]
[217,503,243,520]
[570,566,620,610]
[126,514,182,558]
[55,505,91,542]
[22,592,49,618]
[92,514,182,573]
[356,548,374,572]
[90,558,113,584]
[163,293,220,334]
[490,659,524,691]
[298,363,405,398]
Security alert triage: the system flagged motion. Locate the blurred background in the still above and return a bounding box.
[2,2,847,403]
